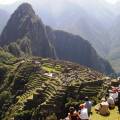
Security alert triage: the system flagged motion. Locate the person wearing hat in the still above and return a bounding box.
[84,96,92,116]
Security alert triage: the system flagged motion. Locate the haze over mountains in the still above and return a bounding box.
[0,3,114,74]
[0,0,120,72]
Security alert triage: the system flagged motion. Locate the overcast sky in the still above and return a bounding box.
[0,0,119,5]
[0,0,120,20]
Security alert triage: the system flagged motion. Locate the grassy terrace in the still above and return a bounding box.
[42,63,61,73]
[0,57,109,120]
[91,107,120,120]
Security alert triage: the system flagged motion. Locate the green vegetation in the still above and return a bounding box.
[0,49,16,64]
[42,63,61,73]
[0,56,108,120]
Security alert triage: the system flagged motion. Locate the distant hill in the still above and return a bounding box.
[0,3,114,74]
[46,26,114,74]
[40,1,113,57]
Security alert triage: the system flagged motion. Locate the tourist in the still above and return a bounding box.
[79,104,89,120]
[109,88,118,104]
[106,94,115,109]
[99,98,110,116]
[67,107,80,120]
[84,96,92,116]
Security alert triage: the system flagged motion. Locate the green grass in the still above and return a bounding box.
[91,107,120,120]
[42,66,60,73]
[0,50,16,64]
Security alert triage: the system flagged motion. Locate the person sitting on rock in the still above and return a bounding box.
[99,98,110,116]
[84,96,92,116]
[79,104,89,120]
[67,107,80,120]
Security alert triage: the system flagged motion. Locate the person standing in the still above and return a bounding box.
[79,104,89,120]
[84,96,92,116]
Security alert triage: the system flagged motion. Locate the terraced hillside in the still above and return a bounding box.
[0,57,109,120]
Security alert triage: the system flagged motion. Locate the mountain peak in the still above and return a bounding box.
[14,3,35,17]
[0,3,54,58]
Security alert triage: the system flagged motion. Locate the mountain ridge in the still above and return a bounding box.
[0,3,114,74]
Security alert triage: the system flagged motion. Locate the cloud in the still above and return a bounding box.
[0,0,20,5]
[106,0,119,4]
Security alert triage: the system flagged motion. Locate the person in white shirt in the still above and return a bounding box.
[106,94,115,109]
[109,91,118,103]
[79,104,89,120]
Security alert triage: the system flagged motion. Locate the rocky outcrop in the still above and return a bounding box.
[0,3,54,58]
[46,27,114,74]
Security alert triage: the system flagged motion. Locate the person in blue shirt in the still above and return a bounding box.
[84,96,92,116]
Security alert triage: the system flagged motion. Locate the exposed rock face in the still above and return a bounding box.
[46,27,114,74]
[0,3,54,58]
[0,3,114,74]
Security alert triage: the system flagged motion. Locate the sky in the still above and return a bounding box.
[0,0,119,5]
[0,0,19,4]
[106,0,119,4]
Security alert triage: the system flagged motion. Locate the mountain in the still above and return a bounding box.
[0,3,54,58]
[34,0,115,57]
[46,26,114,74]
[0,3,114,74]
[0,2,116,120]
[0,56,109,120]
[48,6,111,57]
[0,9,9,33]
[0,1,117,57]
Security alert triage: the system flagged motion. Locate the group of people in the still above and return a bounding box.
[108,85,120,113]
[65,84,120,120]
[65,97,92,120]
[95,85,120,116]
